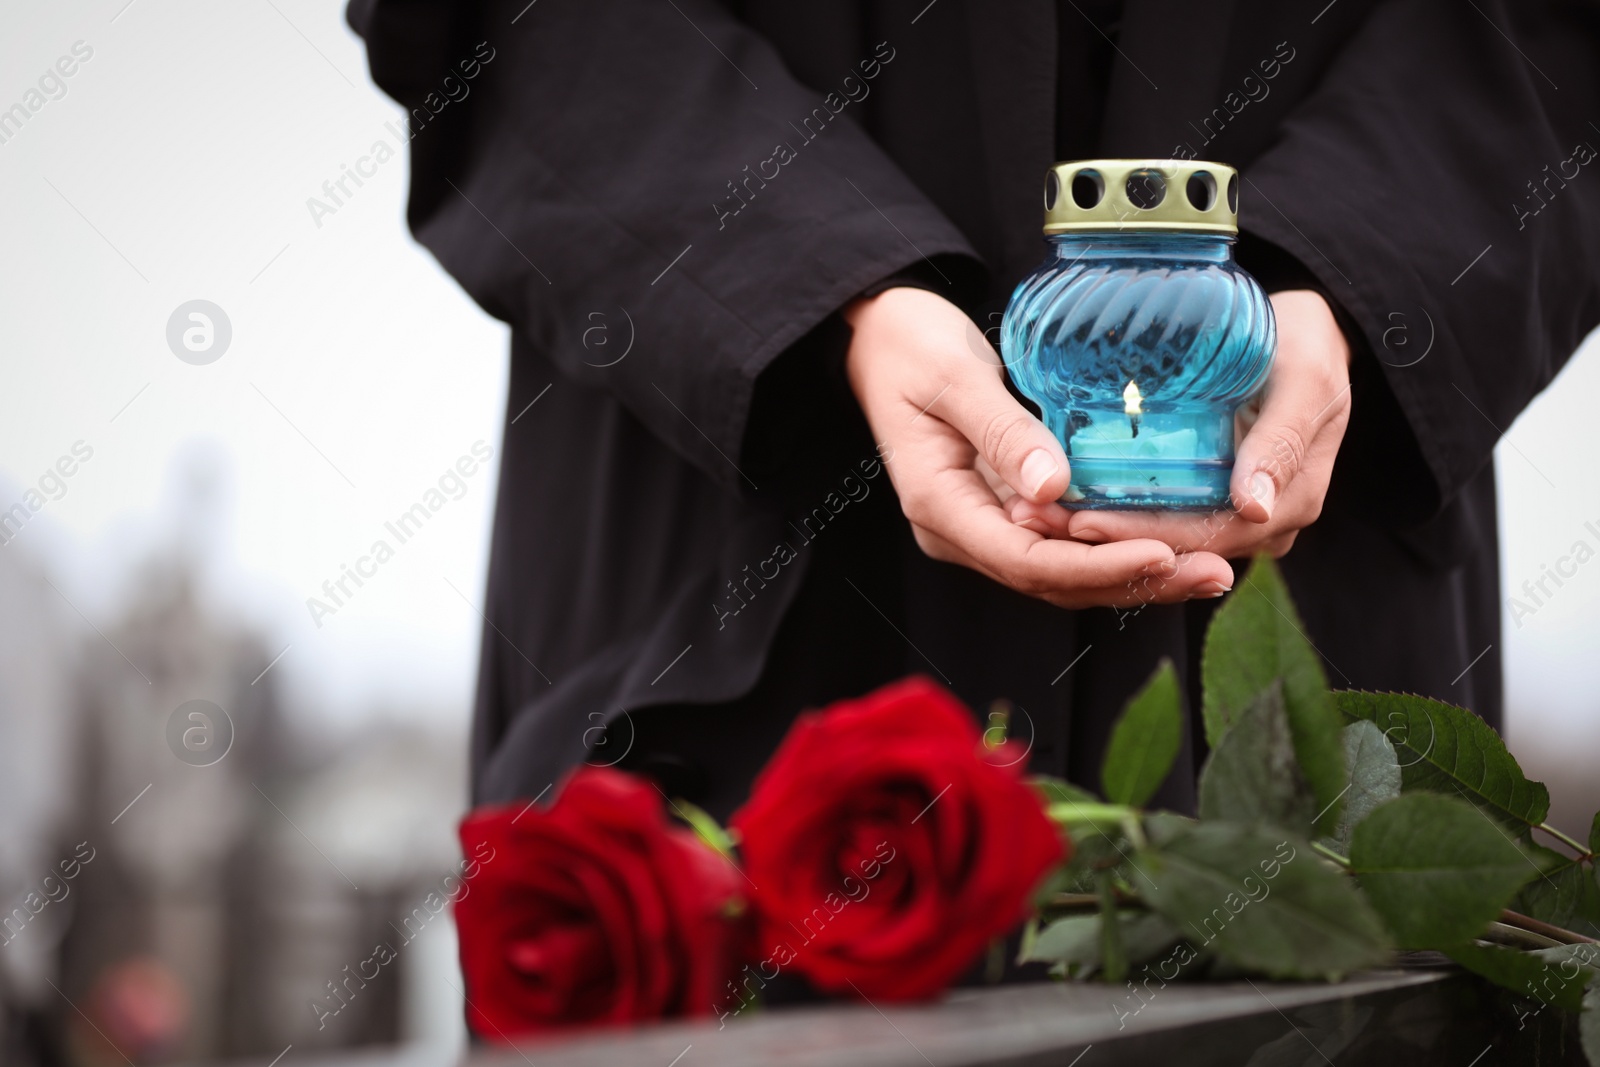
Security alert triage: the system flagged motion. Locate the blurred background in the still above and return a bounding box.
[0,2,1596,1065]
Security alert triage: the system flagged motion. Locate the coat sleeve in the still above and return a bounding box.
[348,0,979,493]
[1237,0,1600,520]
[1241,0,1600,518]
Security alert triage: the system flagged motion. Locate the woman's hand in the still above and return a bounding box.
[845,287,1237,608]
[1004,290,1353,559]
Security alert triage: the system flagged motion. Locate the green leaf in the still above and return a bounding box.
[1101,659,1184,808]
[1535,943,1600,976]
[1335,691,1550,831]
[1029,776,1103,808]
[1200,554,1325,745]
[1022,910,1184,978]
[1201,555,1345,832]
[1022,913,1095,966]
[1583,975,1600,1067]
[1511,850,1600,941]
[1116,911,1188,970]
[1136,821,1390,979]
[1446,942,1597,1013]
[1349,793,1535,949]
[1513,840,1580,883]
[1591,812,1600,856]
[1016,915,1043,966]
[1142,811,1196,849]
[1198,681,1317,835]
[1325,721,1403,854]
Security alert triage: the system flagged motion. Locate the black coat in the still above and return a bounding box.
[350,0,1600,818]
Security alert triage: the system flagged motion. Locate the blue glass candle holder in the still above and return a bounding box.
[1001,160,1276,511]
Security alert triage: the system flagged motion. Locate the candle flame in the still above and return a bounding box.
[1123,380,1143,416]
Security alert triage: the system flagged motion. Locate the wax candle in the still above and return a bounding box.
[1002,159,1275,510]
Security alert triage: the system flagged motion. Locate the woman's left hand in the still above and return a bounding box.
[1005,290,1353,561]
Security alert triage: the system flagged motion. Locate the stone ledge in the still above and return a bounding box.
[466,965,1576,1067]
[211,965,1588,1067]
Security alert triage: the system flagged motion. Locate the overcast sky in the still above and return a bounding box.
[0,0,506,728]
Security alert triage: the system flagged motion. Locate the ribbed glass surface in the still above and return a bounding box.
[1001,233,1276,510]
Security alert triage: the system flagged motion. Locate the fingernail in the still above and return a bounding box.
[1014,517,1046,533]
[1021,449,1060,498]
[1249,471,1276,518]
[1193,580,1231,598]
[1143,558,1179,579]
[1075,527,1108,544]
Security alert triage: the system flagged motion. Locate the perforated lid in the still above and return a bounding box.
[1044,159,1239,234]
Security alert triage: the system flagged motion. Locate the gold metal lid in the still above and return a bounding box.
[1043,159,1239,234]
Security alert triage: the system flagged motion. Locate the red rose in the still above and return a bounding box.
[455,767,746,1037]
[731,677,1064,1001]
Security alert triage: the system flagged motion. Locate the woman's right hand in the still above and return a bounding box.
[843,287,1236,609]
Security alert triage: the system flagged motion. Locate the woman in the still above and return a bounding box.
[349,0,1600,818]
